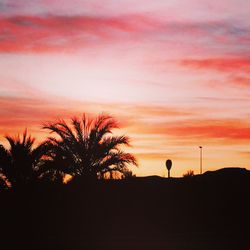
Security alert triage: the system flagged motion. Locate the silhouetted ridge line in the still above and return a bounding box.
[0,167,249,250]
[203,167,249,176]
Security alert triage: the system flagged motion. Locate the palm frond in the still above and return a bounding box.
[43,122,68,141]
[72,117,84,143]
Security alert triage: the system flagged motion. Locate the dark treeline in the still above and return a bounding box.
[0,113,137,189]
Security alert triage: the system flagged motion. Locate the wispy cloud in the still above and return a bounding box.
[181,58,250,73]
[0,14,166,52]
[1,14,250,56]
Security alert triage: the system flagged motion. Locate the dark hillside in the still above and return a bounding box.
[0,168,250,249]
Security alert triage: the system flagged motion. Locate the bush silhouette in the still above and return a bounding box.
[183,170,194,178]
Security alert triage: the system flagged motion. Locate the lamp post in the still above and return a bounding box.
[199,146,203,174]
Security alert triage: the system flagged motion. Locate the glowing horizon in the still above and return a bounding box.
[1,0,250,177]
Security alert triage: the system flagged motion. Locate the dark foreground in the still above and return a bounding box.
[0,168,250,250]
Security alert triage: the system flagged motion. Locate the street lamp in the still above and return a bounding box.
[199,146,203,174]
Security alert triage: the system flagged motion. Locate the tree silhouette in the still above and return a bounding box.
[0,130,48,188]
[43,114,137,180]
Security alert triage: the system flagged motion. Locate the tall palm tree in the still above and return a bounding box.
[43,114,137,180]
[0,130,48,187]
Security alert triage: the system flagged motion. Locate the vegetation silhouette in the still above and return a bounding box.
[183,169,195,178]
[0,114,137,188]
[0,113,250,249]
[0,130,48,188]
[42,113,137,181]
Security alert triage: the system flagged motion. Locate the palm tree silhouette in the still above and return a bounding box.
[0,130,48,187]
[0,145,11,188]
[43,114,137,180]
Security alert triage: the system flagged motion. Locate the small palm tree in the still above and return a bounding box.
[0,130,48,187]
[43,113,137,180]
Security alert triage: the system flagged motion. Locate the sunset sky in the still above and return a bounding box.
[0,0,250,177]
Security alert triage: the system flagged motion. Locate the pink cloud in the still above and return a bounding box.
[181,58,250,73]
[0,15,158,52]
[229,76,250,87]
[130,119,250,142]
[1,1,250,22]
[1,14,249,57]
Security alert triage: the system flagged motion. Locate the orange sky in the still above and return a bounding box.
[0,0,250,177]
